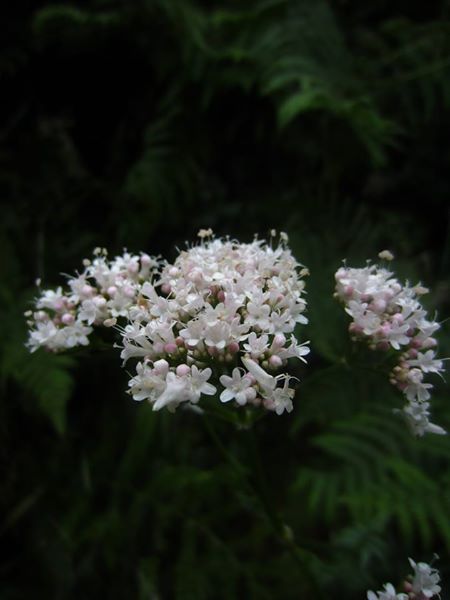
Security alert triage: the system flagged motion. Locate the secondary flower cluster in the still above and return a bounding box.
[122,232,310,414]
[367,557,441,600]
[335,253,446,436]
[26,248,159,353]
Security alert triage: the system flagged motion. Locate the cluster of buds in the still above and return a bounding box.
[122,231,310,414]
[367,557,442,600]
[26,248,160,352]
[335,252,446,436]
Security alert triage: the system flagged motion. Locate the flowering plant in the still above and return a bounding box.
[25,233,447,598]
[367,556,442,599]
[334,251,446,437]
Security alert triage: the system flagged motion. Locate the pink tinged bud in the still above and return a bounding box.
[269,355,282,368]
[244,374,256,385]
[273,334,286,348]
[392,313,404,324]
[94,296,107,307]
[376,341,390,352]
[107,286,117,297]
[61,313,75,325]
[379,323,391,337]
[128,262,139,274]
[164,343,177,354]
[371,299,386,312]
[103,317,117,327]
[140,254,151,266]
[408,348,418,358]
[402,582,413,593]
[422,337,437,348]
[406,327,415,336]
[168,267,178,277]
[175,337,185,347]
[217,290,225,302]
[227,341,240,354]
[54,300,65,311]
[161,283,171,295]
[396,382,408,391]
[245,387,257,401]
[343,285,354,296]
[410,338,422,349]
[35,310,47,321]
[153,359,169,374]
[176,364,190,376]
[361,293,370,302]
[207,346,218,356]
[189,269,203,284]
[349,323,363,334]
[124,286,135,298]
[82,284,94,296]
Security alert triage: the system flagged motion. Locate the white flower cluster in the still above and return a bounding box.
[335,254,446,436]
[26,248,159,353]
[367,557,442,600]
[122,233,310,414]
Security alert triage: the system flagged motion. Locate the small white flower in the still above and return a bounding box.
[188,366,216,403]
[219,368,255,405]
[366,582,407,600]
[402,401,447,437]
[409,557,442,598]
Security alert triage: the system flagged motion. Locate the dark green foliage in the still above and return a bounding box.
[1,0,450,597]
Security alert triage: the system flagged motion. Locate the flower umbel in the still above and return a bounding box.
[121,233,309,413]
[335,257,446,436]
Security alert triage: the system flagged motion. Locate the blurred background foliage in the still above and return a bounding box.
[1,0,450,598]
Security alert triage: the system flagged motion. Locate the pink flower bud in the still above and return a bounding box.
[376,341,390,352]
[273,334,286,348]
[161,284,171,295]
[422,337,437,348]
[410,338,422,349]
[168,267,178,277]
[82,284,94,296]
[392,313,404,324]
[61,313,74,325]
[227,341,240,353]
[164,343,177,354]
[269,355,282,368]
[343,285,354,296]
[245,387,257,401]
[123,285,135,298]
[54,299,65,311]
[140,254,151,266]
[153,359,169,374]
[371,298,386,312]
[379,323,391,337]
[107,286,117,297]
[94,296,107,307]
[103,318,117,327]
[176,364,190,376]
[175,337,185,347]
[217,290,225,302]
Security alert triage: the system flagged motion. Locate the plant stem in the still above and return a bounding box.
[203,413,325,599]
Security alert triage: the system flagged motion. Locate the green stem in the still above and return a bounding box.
[203,414,325,599]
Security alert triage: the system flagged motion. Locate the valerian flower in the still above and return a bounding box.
[335,257,446,436]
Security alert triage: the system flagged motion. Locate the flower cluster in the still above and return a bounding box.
[122,232,310,414]
[367,557,442,600]
[335,253,446,436]
[26,248,159,353]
